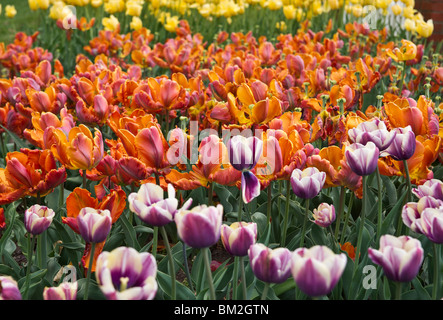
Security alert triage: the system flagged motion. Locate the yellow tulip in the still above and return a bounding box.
[91,0,103,8]
[126,0,142,17]
[102,15,120,31]
[29,0,39,11]
[375,0,390,10]
[404,18,416,33]
[276,21,287,31]
[164,15,179,33]
[328,0,340,10]
[283,5,296,19]
[416,19,434,38]
[5,5,17,18]
[403,6,414,19]
[104,0,124,14]
[130,16,143,30]
[391,4,402,16]
[352,4,363,17]
[37,0,50,10]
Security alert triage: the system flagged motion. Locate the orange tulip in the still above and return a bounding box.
[386,39,417,62]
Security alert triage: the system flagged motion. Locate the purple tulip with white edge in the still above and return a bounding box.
[24,204,55,235]
[128,183,192,227]
[0,276,22,300]
[381,126,416,161]
[175,204,223,249]
[221,221,257,257]
[290,167,326,199]
[412,179,443,201]
[368,234,424,282]
[77,207,112,243]
[227,135,263,203]
[348,118,396,151]
[95,246,158,300]
[312,203,336,228]
[291,245,347,297]
[248,243,292,284]
[43,282,78,300]
[345,141,379,176]
[402,196,443,236]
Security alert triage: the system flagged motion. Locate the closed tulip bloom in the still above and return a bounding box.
[402,196,443,232]
[248,243,292,284]
[43,282,77,300]
[290,167,326,199]
[0,276,22,300]
[221,222,257,256]
[24,204,55,235]
[175,204,223,248]
[228,135,263,172]
[347,118,396,151]
[291,246,347,297]
[381,126,416,161]
[404,203,443,244]
[345,142,379,176]
[412,179,443,201]
[312,203,336,228]
[368,235,424,282]
[96,246,157,300]
[77,207,112,243]
[128,183,192,227]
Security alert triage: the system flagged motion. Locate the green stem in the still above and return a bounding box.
[182,242,194,292]
[403,159,412,204]
[237,189,243,222]
[334,186,346,241]
[208,182,213,206]
[281,182,291,247]
[84,242,96,300]
[354,175,367,273]
[82,171,87,189]
[433,243,440,300]
[261,282,270,300]
[340,192,354,245]
[152,226,158,260]
[299,198,310,248]
[376,165,383,243]
[59,181,65,213]
[203,247,216,300]
[24,235,36,300]
[267,183,272,225]
[160,226,176,300]
[395,281,402,300]
[232,256,239,300]
[239,256,247,300]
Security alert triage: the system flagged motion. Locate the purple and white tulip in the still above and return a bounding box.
[227,135,263,171]
[345,142,379,176]
[175,204,223,248]
[95,246,158,300]
[24,204,55,235]
[43,282,78,300]
[77,207,112,243]
[221,221,257,257]
[248,243,292,284]
[402,196,443,238]
[368,234,424,282]
[412,179,443,201]
[241,170,261,204]
[312,203,336,228]
[381,126,416,161]
[291,245,347,297]
[128,183,192,227]
[348,118,396,151]
[0,276,22,300]
[290,167,326,199]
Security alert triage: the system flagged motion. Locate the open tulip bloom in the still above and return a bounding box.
[345,142,379,176]
[348,118,396,151]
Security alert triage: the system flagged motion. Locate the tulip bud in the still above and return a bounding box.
[412,179,443,201]
[290,167,326,199]
[24,204,55,235]
[368,234,424,282]
[312,203,336,228]
[0,276,22,300]
[175,204,223,249]
[227,135,263,172]
[345,142,379,176]
[291,246,347,297]
[96,246,158,300]
[43,282,78,300]
[77,207,112,243]
[347,118,396,151]
[221,222,257,257]
[381,126,416,161]
[248,243,292,284]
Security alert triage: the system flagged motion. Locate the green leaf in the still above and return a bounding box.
[156,270,196,300]
[0,125,28,149]
[60,242,85,251]
[251,212,267,238]
[380,191,407,235]
[119,212,141,251]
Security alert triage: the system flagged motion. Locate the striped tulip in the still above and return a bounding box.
[248,243,292,284]
[381,126,416,161]
[24,204,55,235]
[402,196,443,238]
[312,203,336,228]
[348,118,396,151]
[43,282,78,300]
[291,246,347,297]
[345,142,379,176]
[95,246,158,300]
[412,179,443,201]
[368,234,424,282]
[0,276,22,300]
[221,222,257,257]
[290,167,326,199]
[77,207,112,243]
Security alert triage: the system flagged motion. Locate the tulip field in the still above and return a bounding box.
[0,0,442,304]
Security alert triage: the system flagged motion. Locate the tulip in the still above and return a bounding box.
[412,179,443,201]
[95,246,158,300]
[77,207,112,244]
[291,245,347,297]
[43,282,78,300]
[368,235,424,283]
[347,118,396,151]
[221,222,257,257]
[345,142,379,176]
[312,203,336,228]
[24,204,55,236]
[402,196,443,235]
[0,276,22,300]
[381,126,416,161]
[175,204,223,249]
[290,167,326,199]
[248,244,292,299]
